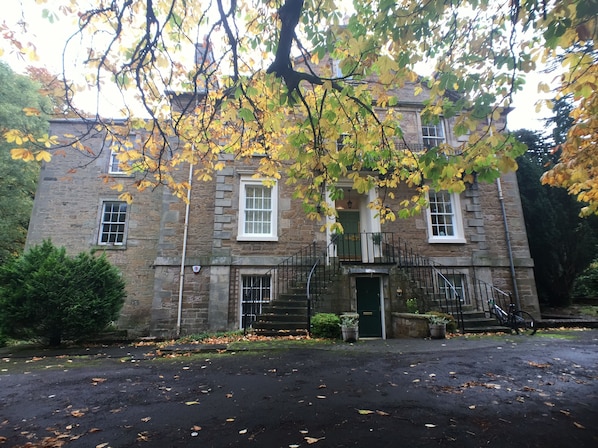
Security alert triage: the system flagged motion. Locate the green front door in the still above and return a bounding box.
[337,210,360,260]
[356,277,382,337]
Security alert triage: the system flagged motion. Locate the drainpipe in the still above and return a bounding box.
[176,158,194,337]
[496,177,521,309]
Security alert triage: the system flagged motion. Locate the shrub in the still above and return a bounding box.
[310,313,341,339]
[0,240,126,346]
[572,260,598,299]
[406,298,419,313]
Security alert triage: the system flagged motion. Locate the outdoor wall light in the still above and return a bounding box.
[192,265,201,274]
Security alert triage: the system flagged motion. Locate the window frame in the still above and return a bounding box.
[237,177,278,241]
[425,190,466,243]
[421,121,446,149]
[437,272,468,305]
[98,200,129,246]
[239,273,272,329]
[108,148,126,174]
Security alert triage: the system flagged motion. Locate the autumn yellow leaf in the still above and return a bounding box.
[11,148,35,162]
[35,150,52,162]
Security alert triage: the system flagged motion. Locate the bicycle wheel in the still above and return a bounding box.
[512,310,537,335]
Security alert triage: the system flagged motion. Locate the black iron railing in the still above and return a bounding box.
[243,232,513,334]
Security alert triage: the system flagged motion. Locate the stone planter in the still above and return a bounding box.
[340,313,359,342]
[341,325,359,342]
[429,323,447,339]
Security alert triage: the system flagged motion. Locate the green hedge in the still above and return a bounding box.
[311,313,341,339]
[0,240,126,346]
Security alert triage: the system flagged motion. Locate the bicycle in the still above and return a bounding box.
[488,299,537,335]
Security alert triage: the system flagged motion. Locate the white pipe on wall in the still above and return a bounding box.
[176,159,194,336]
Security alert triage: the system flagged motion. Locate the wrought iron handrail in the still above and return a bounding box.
[433,266,465,332]
[244,231,514,334]
[305,237,344,333]
[379,236,514,331]
[242,242,322,333]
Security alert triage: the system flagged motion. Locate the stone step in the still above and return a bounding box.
[252,328,309,337]
[261,305,308,315]
[461,316,499,328]
[463,325,511,334]
[255,313,308,323]
[252,321,308,331]
[277,293,308,302]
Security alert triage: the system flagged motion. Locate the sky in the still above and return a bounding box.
[2,0,556,132]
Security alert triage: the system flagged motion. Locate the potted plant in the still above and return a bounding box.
[339,313,359,342]
[428,314,450,339]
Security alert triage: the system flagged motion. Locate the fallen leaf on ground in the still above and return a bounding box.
[357,409,374,415]
[141,417,151,422]
[573,422,585,429]
[91,378,107,383]
[305,436,325,444]
[191,425,202,431]
[528,361,551,369]
[89,428,102,433]
[376,410,390,416]
[185,401,200,405]
[425,424,437,428]
[70,410,85,418]
[239,429,248,434]
[560,410,571,417]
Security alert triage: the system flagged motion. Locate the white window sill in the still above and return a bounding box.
[237,235,278,242]
[428,237,466,244]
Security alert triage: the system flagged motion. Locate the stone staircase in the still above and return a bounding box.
[459,307,509,333]
[251,287,309,336]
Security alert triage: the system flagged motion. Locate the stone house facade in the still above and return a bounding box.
[26,83,539,339]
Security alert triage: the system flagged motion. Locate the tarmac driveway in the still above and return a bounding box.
[1,330,597,447]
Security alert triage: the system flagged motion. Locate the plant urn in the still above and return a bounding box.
[429,323,446,339]
[340,313,359,342]
[341,325,359,342]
